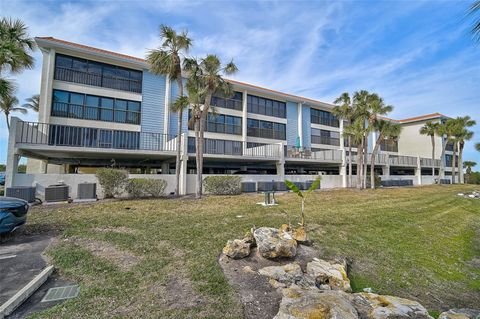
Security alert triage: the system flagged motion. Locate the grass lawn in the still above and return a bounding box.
[23,185,480,318]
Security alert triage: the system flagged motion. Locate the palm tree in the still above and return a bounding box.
[0,17,35,73]
[351,90,370,189]
[146,25,192,197]
[22,93,39,112]
[436,122,451,179]
[184,55,238,198]
[464,161,477,183]
[419,121,439,179]
[343,118,368,189]
[370,120,402,189]
[454,116,476,183]
[332,92,354,187]
[0,91,27,130]
[443,119,461,184]
[469,1,480,42]
[476,143,480,152]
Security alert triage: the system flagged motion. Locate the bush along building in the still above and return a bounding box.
[4,37,457,197]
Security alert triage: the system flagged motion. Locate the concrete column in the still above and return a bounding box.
[164,75,171,135]
[39,48,55,124]
[297,103,303,148]
[5,117,20,189]
[161,163,169,174]
[416,156,422,185]
[179,133,188,195]
[276,142,285,180]
[339,119,347,187]
[242,90,248,152]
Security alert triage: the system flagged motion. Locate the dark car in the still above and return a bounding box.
[0,173,5,186]
[0,197,29,234]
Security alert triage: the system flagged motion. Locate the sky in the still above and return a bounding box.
[1,0,479,165]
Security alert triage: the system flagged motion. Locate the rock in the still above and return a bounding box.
[254,227,297,259]
[351,292,433,319]
[223,239,251,259]
[242,266,255,274]
[258,263,304,285]
[439,309,480,319]
[274,285,359,319]
[243,229,256,247]
[306,258,352,292]
[293,226,311,245]
[457,193,464,196]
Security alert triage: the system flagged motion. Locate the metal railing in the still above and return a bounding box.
[188,137,281,158]
[247,127,286,140]
[51,102,141,125]
[310,116,340,127]
[311,135,340,146]
[15,121,176,152]
[285,147,342,161]
[54,67,142,93]
[389,155,417,166]
[420,158,441,167]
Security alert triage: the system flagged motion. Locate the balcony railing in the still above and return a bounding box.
[311,135,340,146]
[54,67,142,93]
[15,121,176,152]
[285,147,342,161]
[211,96,242,111]
[51,102,141,125]
[247,127,286,140]
[310,116,340,128]
[389,155,417,167]
[188,137,281,158]
[420,158,441,167]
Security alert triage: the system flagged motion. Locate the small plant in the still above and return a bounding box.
[95,168,128,198]
[203,176,242,195]
[126,178,167,198]
[284,178,321,227]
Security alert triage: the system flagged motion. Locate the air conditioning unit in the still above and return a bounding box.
[274,181,287,191]
[6,186,36,203]
[257,181,274,192]
[77,183,97,200]
[45,184,69,202]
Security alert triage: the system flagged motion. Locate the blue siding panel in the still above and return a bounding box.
[286,101,298,146]
[302,105,311,148]
[141,70,166,134]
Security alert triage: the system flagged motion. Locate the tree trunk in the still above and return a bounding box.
[194,115,202,198]
[195,92,212,199]
[363,135,368,189]
[439,138,448,179]
[357,138,364,189]
[458,141,464,184]
[348,136,352,188]
[451,141,456,184]
[431,135,435,179]
[174,77,184,197]
[370,135,382,189]
[5,113,10,130]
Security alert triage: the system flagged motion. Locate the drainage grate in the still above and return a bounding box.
[41,285,80,302]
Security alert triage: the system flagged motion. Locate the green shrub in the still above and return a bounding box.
[203,176,242,195]
[126,178,167,198]
[95,168,128,198]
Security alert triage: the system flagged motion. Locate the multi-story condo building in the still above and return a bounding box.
[4,37,456,196]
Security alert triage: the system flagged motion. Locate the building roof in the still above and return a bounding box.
[398,112,448,124]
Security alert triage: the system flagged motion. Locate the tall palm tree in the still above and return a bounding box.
[419,121,439,179]
[0,17,35,73]
[332,92,354,187]
[184,55,238,198]
[464,161,477,183]
[22,93,39,112]
[443,119,461,184]
[469,1,480,42]
[454,116,476,183]
[351,90,370,189]
[0,92,27,130]
[370,120,402,189]
[476,142,480,152]
[343,118,368,189]
[146,25,192,197]
[436,122,450,179]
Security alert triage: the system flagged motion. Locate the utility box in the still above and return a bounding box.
[45,184,69,202]
[78,183,97,200]
[6,186,36,203]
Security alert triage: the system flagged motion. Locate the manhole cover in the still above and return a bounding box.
[41,285,80,302]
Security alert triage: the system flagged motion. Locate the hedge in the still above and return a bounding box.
[203,176,242,195]
[95,168,128,198]
[126,178,167,198]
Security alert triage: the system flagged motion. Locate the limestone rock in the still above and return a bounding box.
[351,292,433,319]
[439,309,480,319]
[253,227,297,259]
[274,285,359,319]
[223,239,251,259]
[243,228,256,247]
[258,263,304,285]
[293,226,310,244]
[306,258,352,292]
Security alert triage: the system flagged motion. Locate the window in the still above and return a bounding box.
[247,118,286,140]
[380,139,398,152]
[51,89,141,125]
[54,54,143,93]
[211,91,243,111]
[188,111,242,135]
[247,94,286,118]
[311,129,340,146]
[311,109,339,127]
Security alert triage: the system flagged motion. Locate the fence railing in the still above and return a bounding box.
[420,158,441,167]
[15,121,176,152]
[285,147,342,162]
[188,137,281,158]
[389,155,417,167]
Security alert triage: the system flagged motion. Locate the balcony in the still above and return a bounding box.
[311,135,340,146]
[285,147,342,162]
[211,96,242,111]
[15,121,176,153]
[420,158,441,167]
[188,137,281,159]
[54,67,142,93]
[389,155,418,167]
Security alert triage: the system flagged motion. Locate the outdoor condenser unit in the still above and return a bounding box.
[77,183,97,200]
[6,186,36,203]
[241,182,256,193]
[45,184,69,202]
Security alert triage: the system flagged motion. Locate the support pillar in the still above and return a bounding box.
[242,90,248,152]
[5,117,20,189]
[179,133,188,195]
[276,142,285,180]
[416,156,422,186]
[339,120,347,188]
[161,163,169,174]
